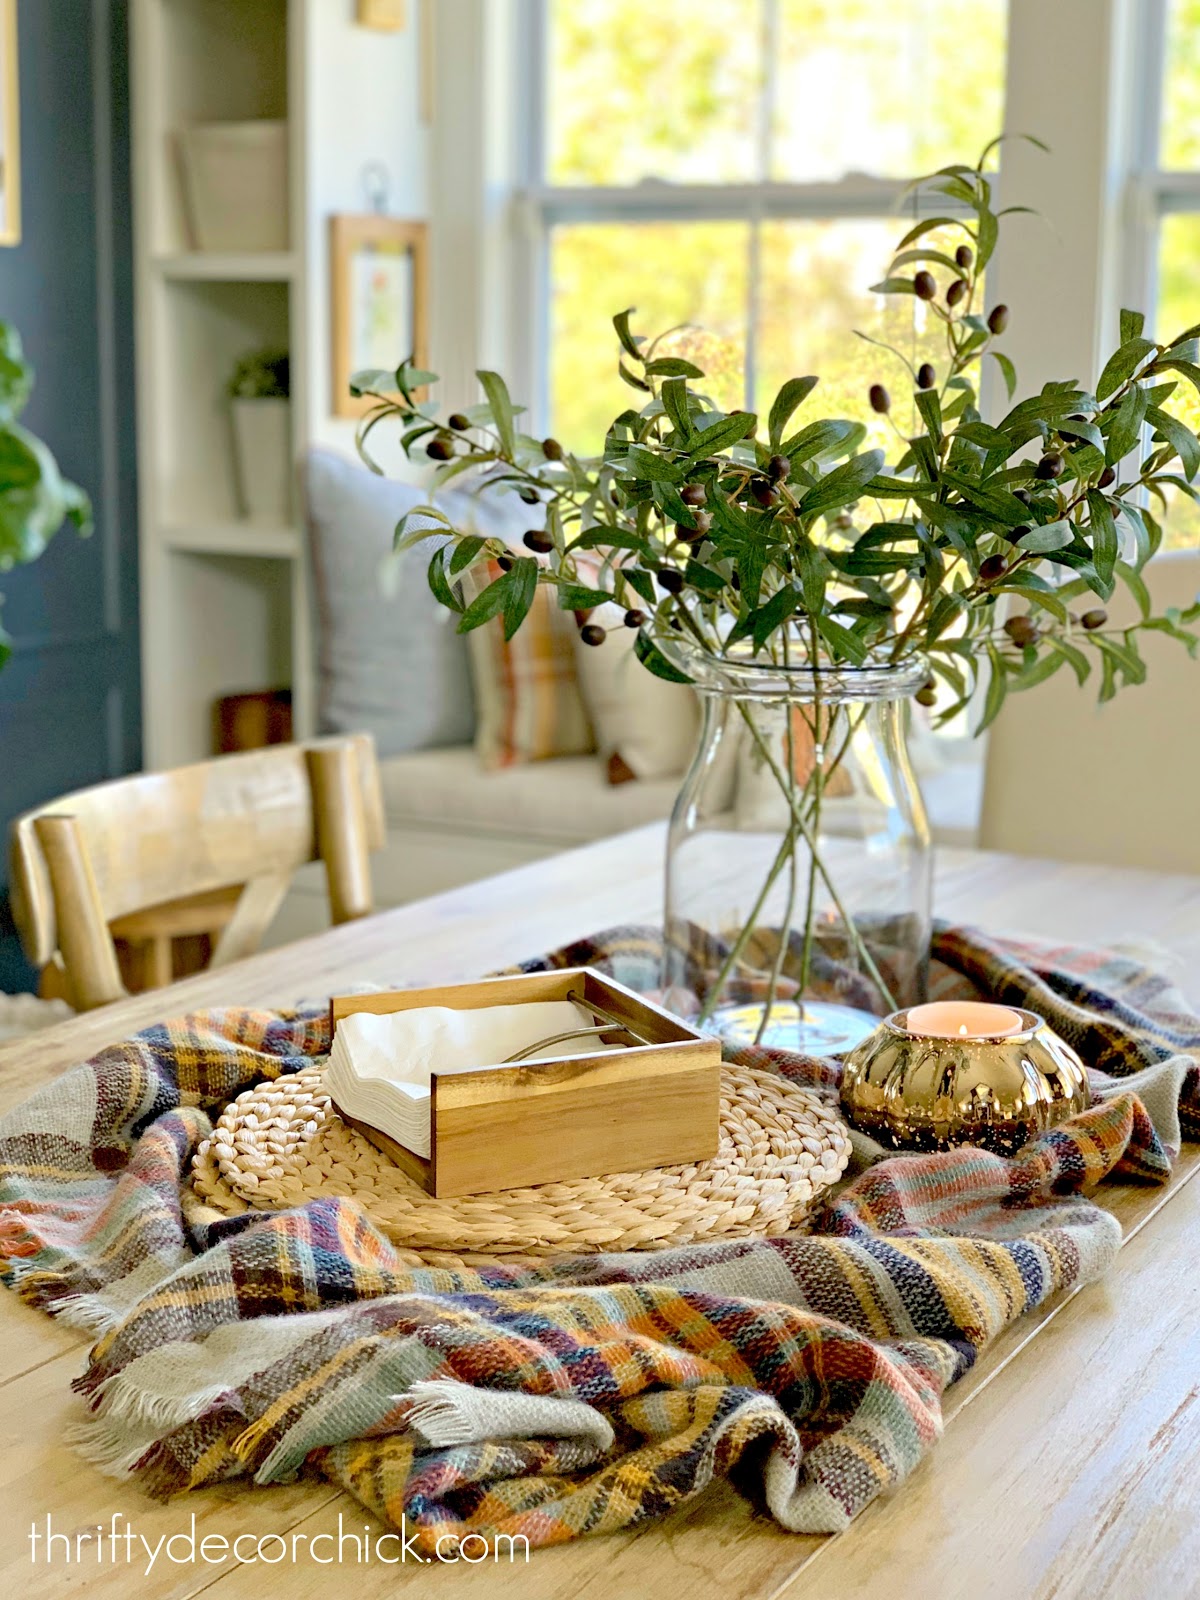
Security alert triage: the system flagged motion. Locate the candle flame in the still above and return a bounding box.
[959,1023,968,1035]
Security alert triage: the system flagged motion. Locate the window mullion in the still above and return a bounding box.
[531,179,972,227]
[1151,171,1200,211]
[745,0,780,412]
[525,0,549,187]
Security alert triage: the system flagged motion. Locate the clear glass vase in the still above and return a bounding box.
[662,644,933,1055]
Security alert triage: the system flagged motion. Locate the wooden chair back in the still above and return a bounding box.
[980,549,1200,871]
[9,734,386,1010]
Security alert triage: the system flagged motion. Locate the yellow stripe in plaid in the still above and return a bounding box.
[464,559,594,768]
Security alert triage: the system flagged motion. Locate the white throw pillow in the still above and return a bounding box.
[304,449,476,757]
[572,604,700,782]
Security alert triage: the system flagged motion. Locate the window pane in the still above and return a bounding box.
[773,0,1007,181]
[549,221,749,453]
[1162,0,1200,169]
[1156,214,1200,547]
[547,0,761,185]
[756,219,956,454]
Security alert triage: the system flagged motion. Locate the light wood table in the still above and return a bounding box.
[2,825,1198,1600]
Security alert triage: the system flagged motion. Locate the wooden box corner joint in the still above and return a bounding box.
[328,968,721,1198]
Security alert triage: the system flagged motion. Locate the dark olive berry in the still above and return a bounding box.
[916,362,936,390]
[979,553,1009,583]
[869,383,891,414]
[955,244,974,270]
[768,453,791,482]
[680,482,708,506]
[916,684,938,708]
[1035,452,1065,480]
[447,413,470,431]
[522,530,553,554]
[913,271,937,301]
[946,278,967,308]
[987,304,1010,334]
[542,437,564,460]
[426,436,453,460]
[496,553,515,572]
[1066,412,1087,422]
[658,568,684,594]
[1098,466,1117,489]
[517,486,540,504]
[1014,488,1033,506]
[1004,614,1039,646]
[751,479,778,507]
[1081,608,1108,630]
[579,623,606,646]
[623,608,647,629]
[691,510,713,535]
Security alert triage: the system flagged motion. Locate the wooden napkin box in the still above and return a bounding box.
[328,967,721,1198]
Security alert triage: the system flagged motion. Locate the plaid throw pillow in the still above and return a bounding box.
[463,561,595,769]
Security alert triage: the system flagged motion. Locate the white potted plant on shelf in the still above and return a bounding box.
[228,347,291,524]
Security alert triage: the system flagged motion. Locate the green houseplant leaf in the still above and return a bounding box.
[0,323,92,669]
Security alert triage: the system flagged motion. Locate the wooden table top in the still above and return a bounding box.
[2,824,1198,1599]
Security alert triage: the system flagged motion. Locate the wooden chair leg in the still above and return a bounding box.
[38,956,73,1006]
[32,814,126,1011]
[307,742,374,924]
[146,934,174,990]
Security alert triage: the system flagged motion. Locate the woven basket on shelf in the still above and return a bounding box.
[189,1061,852,1269]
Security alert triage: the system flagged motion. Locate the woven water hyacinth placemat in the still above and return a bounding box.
[189,1061,853,1266]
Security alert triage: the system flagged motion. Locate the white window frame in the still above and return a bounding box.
[511,0,987,433]
[1124,0,1200,334]
[431,0,1151,464]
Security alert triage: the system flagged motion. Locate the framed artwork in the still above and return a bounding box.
[0,0,20,247]
[356,0,406,29]
[330,215,429,420]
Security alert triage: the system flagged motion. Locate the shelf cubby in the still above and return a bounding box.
[152,275,291,534]
[134,0,311,765]
[157,550,294,769]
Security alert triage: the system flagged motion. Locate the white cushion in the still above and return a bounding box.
[378,746,678,844]
[304,449,476,757]
[572,603,699,780]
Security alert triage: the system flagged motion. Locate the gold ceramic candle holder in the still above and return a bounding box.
[839,1006,1090,1155]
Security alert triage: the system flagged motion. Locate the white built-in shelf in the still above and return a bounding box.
[155,251,298,283]
[162,521,301,560]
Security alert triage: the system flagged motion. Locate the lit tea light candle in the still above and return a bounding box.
[904,1001,1025,1039]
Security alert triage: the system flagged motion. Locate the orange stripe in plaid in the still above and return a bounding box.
[465,560,594,768]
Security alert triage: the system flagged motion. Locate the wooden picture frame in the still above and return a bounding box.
[0,0,20,247]
[330,214,428,420]
[356,0,406,29]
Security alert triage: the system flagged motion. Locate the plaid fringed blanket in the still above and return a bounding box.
[0,924,1196,1554]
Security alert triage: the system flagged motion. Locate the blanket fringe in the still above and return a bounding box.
[43,1288,125,1334]
[404,1378,616,1452]
[74,1366,236,1434]
[0,1255,124,1333]
[65,1415,160,1480]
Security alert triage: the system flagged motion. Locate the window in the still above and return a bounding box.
[1147,0,1200,545]
[534,0,1009,452]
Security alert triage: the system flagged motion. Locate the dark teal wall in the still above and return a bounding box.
[0,0,139,991]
